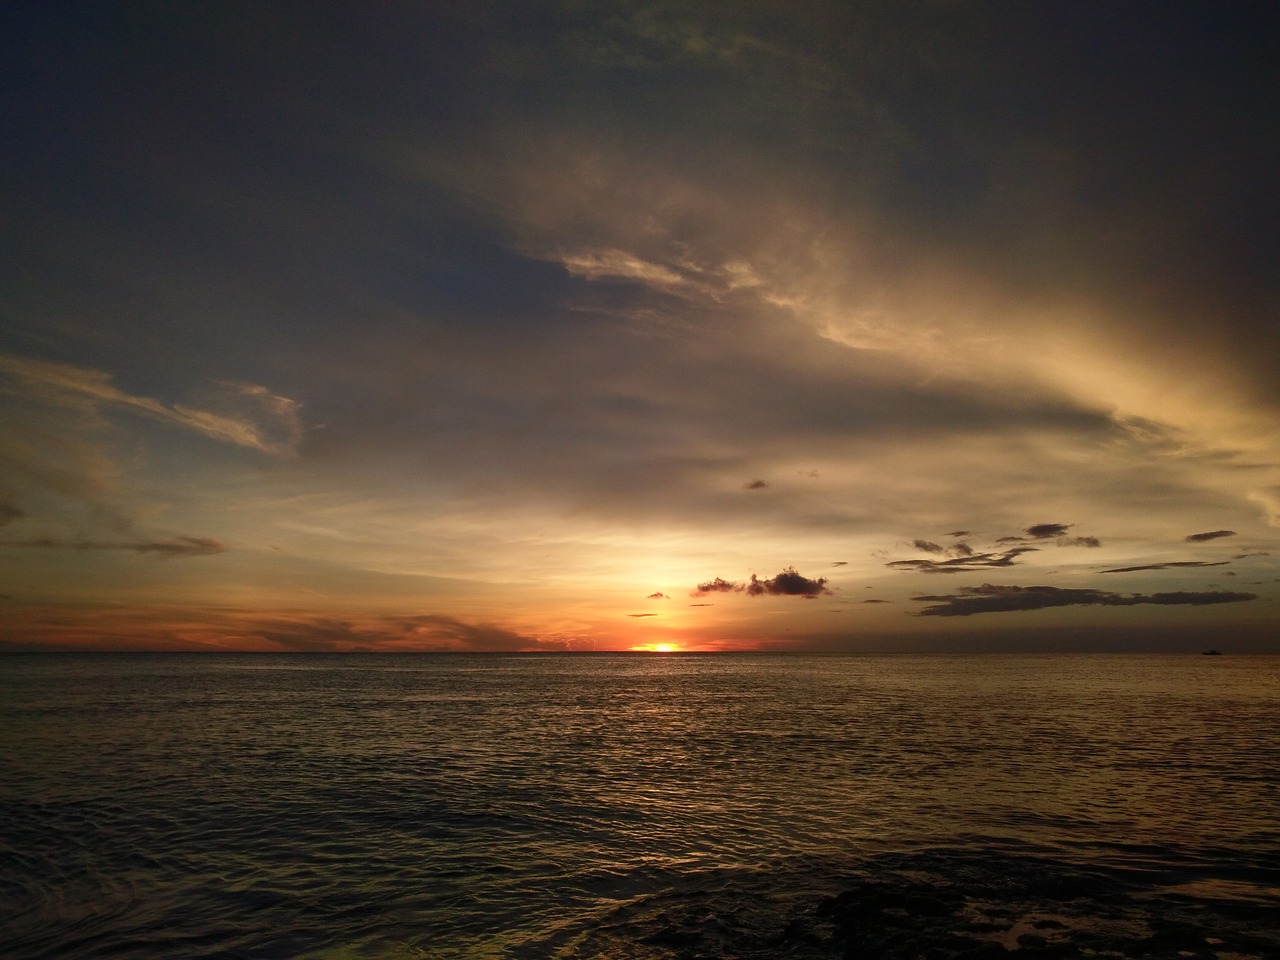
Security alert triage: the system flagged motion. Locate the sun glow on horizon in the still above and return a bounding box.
[630,642,681,653]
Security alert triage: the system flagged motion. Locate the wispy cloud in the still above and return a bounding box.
[0,355,302,455]
[887,546,1038,574]
[1,536,226,557]
[1101,560,1231,574]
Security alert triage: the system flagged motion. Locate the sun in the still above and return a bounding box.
[629,642,682,653]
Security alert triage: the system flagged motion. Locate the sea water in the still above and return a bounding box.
[2,653,1277,958]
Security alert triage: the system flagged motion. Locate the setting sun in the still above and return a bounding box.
[630,642,681,653]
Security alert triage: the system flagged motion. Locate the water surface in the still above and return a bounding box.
[3,653,1277,958]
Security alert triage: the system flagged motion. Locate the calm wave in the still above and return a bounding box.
[2,653,1278,958]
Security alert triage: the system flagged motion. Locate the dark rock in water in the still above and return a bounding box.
[795,851,1280,960]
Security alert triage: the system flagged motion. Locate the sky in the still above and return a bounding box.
[2,1,1277,652]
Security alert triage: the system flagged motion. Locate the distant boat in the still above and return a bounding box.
[1202,649,1222,656]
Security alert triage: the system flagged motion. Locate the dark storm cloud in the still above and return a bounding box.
[746,568,831,598]
[1186,530,1236,543]
[913,584,1257,617]
[1,536,226,557]
[913,539,945,554]
[886,546,1038,574]
[1101,560,1231,574]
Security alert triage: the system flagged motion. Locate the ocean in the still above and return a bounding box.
[2,652,1277,959]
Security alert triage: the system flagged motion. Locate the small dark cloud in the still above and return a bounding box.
[646,592,668,599]
[1101,560,1230,573]
[1186,530,1236,542]
[913,539,945,554]
[744,479,768,490]
[693,576,741,595]
[745,567,831,598]
[862,598,893,604]
[886,546,1038,574]
[945,531,970,538]
[1026,523,1072,539]
[913,583,1257,617]
[695,568,831,597]
[831,561,848,566]
[1059,536,1102,548]
[0,501,25,526]
[627,612,658,618]
[688,602,714,607]
[952,542,974,557]
[2,536,227,557]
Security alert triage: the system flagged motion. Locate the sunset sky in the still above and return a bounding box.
[3,2,1277,652]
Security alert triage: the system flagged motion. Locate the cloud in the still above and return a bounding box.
[912,539,945,554]
[1026,523,1072,539]
[1185,530,1236,543]
[945,531,971,538]
[1101,560,1231,573]
[627,612,658,618]
[745,567,830,597]
[693,577,742,595]
[688,602,714,607]
[886,546,1038,574]
[1,535,226,557]
[913,583,1258,617]
[692,567,831,597]
[646,592,668,599]
[831,561,848,566]
[745,479,768,490]
[389,614,550,652]
[558,249,692,292]
[1058,536,1102,548]
[0,354,302,456]
[862,598,893,604]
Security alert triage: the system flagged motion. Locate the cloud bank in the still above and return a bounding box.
[913,584,1257,618]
